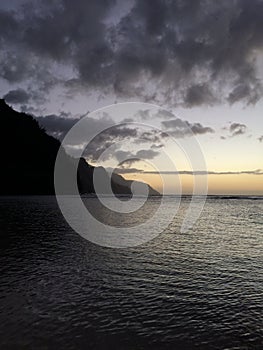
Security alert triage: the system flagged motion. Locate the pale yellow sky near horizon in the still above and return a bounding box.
[122,173,263,196]
[87,101,263,196]
[96,102,263,195]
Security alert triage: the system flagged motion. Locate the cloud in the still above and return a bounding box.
[136,149,159,159]
[227,83,258,105]
[162,118,214,137]
[0,10,18,39]
[0,0,263,106]
[151,143,163,149]
[137,109,175,120]
[258,136,263,143]
[54,115,162,163]
[115,150,133,163]
[35,108,168,162]
[185,83,216,107]
[220,122,248,139]
[22,107,164,162]
[229,122,247,136]
[37,114,79,138]
[138,130,163,144]
[0,49,37,83]
[3,89,30,104]
[113,168,263,175]
[116,148,159,166]
[136,109,151,120]
[110,167,144,174]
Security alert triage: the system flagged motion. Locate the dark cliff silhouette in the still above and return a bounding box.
[0,99,60,194]
[0,100,160,195]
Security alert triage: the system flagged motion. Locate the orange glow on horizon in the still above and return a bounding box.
[122,173,263,195]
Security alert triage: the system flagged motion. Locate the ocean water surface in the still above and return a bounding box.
[0,196,262,349]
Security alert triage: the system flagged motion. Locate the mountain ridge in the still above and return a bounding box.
[0,99,160,196]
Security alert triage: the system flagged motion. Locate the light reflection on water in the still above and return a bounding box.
[0,196,262,349]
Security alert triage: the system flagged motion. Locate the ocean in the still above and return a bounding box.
[0,196,262,349]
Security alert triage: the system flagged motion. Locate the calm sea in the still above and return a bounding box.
[0,196,262,349]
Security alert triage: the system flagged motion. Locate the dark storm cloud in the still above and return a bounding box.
[0,0,263,106]
[100,0,263,105]
[0,53,31,83]
[185,84,216,107]
[3,88,30,104]
[37,112,139,141]
[0,9,18,39]
[162,118,214,137]
[227,84,254,105]
[37,114,79,137]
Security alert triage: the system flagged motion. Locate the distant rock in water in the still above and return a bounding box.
[0,100,160,196]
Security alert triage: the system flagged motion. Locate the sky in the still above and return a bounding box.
[0,0,263,194]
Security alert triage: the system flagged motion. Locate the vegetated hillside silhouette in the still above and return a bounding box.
[0,99,61,194]
[0,100,160,195]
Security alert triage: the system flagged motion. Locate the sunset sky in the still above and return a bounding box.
[0,0,262,194]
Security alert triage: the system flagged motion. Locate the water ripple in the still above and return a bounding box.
[0,196,262,349]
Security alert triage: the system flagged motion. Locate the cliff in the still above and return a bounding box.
[0,99,159,196]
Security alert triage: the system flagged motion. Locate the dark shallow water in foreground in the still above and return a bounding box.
[0,196,263,349]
